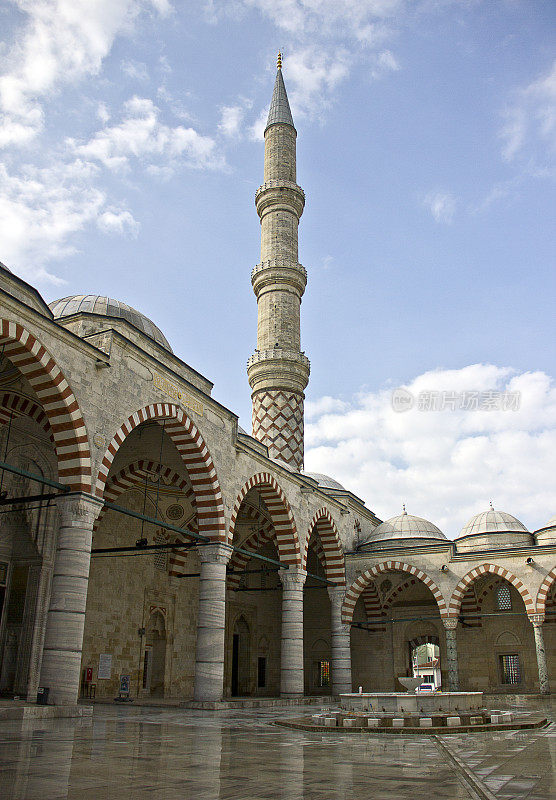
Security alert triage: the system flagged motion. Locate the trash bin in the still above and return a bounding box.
[37,687,49,705]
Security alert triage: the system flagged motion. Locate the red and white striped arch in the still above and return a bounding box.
[448,563,535,618]
[342,562,447,625]
[0,320,91,490]
[536,568,556,617]
[95,403,225,540]
[227,504,274,588]
[303,508,345,585]
[361,583,386,632]
[382,577,423,611]
[228,473,300,566]
[93,459,196,532]
[0,391,54,442]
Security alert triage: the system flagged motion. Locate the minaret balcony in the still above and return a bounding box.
[251,261,307,297]
[247,349,310,394]
[255,181,305,219]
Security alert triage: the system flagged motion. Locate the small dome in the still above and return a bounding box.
[540,514,556,530]
[303,472,345,491]
[361,511,447,545]
[457,509,529,539]
[49,295,172,352]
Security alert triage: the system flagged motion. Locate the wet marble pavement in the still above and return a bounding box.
[0,700,554,800]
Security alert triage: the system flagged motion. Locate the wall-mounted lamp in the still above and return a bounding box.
[441,565,449,572]
[526,557,534,565]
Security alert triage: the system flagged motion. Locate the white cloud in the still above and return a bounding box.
[71,96,225,172]
[371,49,400,78]
[218,102,251,138]
[423,190,456,223]
[0,159,138,283]
[240,0,403,38]
[0,0,170,147]
[121,59,150,81]
[285,46,351,120]
[500,59,556,165]
[305,364,556,536]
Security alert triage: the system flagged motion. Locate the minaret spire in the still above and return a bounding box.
[247,56,310,470]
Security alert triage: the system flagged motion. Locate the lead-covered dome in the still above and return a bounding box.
[455,508,532,552]
[534,514,556,545]
[302,472,345,491]
[359,510,447,550]
[458,510,528,538]
[49,295,172,352]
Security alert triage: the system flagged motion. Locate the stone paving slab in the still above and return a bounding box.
[0,700,553,799]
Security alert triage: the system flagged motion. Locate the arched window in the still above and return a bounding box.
[496,584,512,611]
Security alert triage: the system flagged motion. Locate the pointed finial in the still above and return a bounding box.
[402,503,406,515]
[489,500,494,510]
[277,51,282,70]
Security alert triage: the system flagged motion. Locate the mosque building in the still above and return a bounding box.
[0,57,554,706]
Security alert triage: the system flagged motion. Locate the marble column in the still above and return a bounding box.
[39,493,102,705]
[328,586,352,696]
[443,618,460,691]
[280,568,306,698]
[529,614,550,694]
[193,543,233,702]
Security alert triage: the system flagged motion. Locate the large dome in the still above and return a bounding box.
[302,472,345,491]
[360,510,447,548]
[49,295,172,352]
[457,509,529,539]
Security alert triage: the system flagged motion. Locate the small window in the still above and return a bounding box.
[315,660,330,688]
[257,657,266,688]
[153,532,168,571]
[496,584,512,611]
[500,654,521,684]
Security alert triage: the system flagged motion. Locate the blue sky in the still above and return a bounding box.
[1,1,555,534]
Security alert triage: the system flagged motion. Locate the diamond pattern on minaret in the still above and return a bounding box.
[247,54,310,470]
[252,390,305,471]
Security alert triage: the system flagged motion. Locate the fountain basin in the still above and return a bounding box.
[339,692,483,714]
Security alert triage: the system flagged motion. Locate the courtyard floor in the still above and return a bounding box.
[0,698,554,799]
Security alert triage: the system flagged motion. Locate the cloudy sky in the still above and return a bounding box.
[1,1,554,535]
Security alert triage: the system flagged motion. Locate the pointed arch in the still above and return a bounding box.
[227,504,274,588]
[0,320,91,489]
[303,508,345,585]
[93,459,196,531]
[0,391,54,442]
[361,583,386,633]
[448,564,534,617]
[95,403,224,540]
[536,568,556,616]
[228,472,300,565]
[342,561,447,624]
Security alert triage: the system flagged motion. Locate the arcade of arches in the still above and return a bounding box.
[0,269,555,706]
[1,58,555,709]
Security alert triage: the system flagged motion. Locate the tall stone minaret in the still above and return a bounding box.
[247,53,310,471]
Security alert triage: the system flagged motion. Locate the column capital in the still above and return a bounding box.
[528,613,545,626]
[327,585,346,606]
[55,492,103,528]
[279,568,306,590]
[197,543,233,565]
[443,618,458,631]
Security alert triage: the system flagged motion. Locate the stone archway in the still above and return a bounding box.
[94,403,225,541]
[0,320,91,490]
[303,508,345,586]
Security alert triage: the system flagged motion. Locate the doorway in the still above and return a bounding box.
[231,616,250,697]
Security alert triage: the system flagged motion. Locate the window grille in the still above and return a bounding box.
[496,584,512,611]
[154,532,168,571]
[500,653,521,684]
[316,660,330,687]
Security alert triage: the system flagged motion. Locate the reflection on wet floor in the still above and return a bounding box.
[0,699,554,800]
